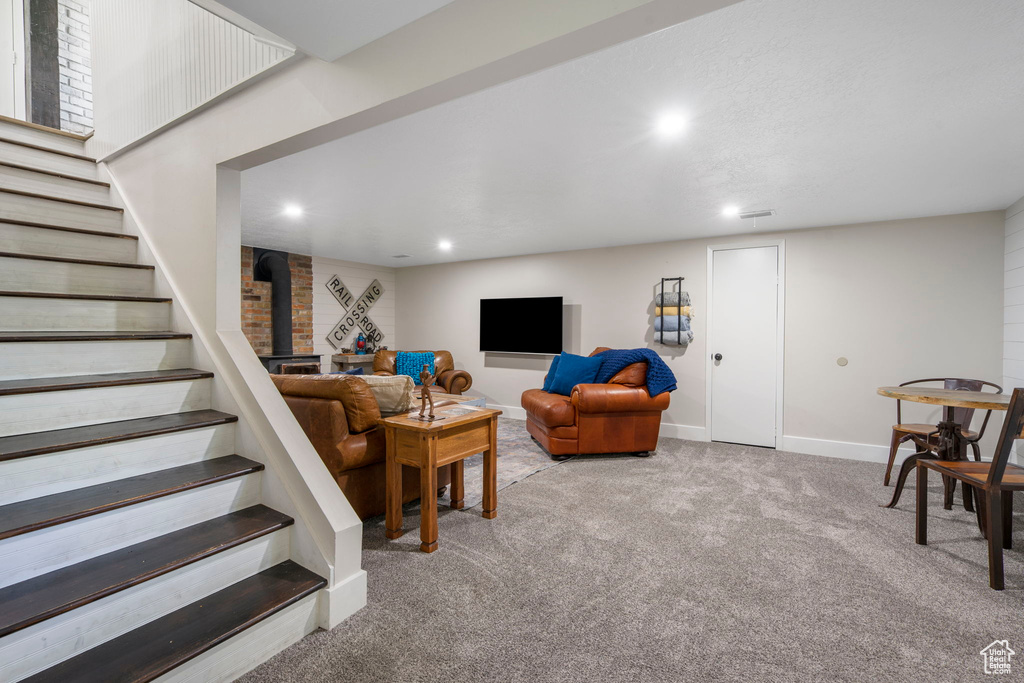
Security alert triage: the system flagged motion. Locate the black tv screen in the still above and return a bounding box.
[480,296,563,354]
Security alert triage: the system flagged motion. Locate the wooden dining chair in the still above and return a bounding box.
[884,378,1002,485]
[916,387,1024,590]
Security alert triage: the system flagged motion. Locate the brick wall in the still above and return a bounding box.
[58,0,93,134]
[241,246,313,356]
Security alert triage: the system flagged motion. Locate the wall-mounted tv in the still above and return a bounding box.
[480,296,563,354]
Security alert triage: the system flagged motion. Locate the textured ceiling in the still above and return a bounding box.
[241,0,1024,267]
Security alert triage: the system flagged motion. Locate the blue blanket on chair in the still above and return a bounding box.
[593,348,677,396]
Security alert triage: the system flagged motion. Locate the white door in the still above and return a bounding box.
[709,245,780,447]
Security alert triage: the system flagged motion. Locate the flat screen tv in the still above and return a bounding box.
[480,296,563,354]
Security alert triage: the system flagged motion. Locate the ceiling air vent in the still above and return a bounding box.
[391,254,412,259]
[739,209,776,220]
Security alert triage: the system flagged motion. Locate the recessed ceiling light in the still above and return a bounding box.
[438,240,453,251]
[282,204,303,218]
[655,111,688,138]
[722,205,740,217]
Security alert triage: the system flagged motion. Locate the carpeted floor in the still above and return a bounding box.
[241,423,1024,683]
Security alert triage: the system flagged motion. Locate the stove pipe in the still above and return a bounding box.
[252,248,293,357]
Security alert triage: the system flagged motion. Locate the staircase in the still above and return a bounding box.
[0,120,325,682]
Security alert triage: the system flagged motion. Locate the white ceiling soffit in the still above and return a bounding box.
[212,0,455,61]
[241,0,1024,267]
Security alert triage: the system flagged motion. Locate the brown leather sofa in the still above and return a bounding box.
[521,347,670,458]
[373,349,473,395]
[272,373,451,520]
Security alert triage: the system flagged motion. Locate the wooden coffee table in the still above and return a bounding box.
[382,404,502,553]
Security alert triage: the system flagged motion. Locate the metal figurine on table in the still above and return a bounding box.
[416,364,442,421]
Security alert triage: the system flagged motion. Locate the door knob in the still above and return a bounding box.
[713,353,723,361]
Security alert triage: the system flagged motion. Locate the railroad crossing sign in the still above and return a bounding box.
[325,275,385,349]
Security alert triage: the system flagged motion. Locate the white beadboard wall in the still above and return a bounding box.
[1005,194,1024,398]
[89,0,293,157]
[311,256,398,368]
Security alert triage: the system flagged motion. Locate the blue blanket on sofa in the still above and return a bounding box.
[593,348,677,396]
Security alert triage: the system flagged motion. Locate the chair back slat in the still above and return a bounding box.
[945,378,984,431]
[988,387,1024,486]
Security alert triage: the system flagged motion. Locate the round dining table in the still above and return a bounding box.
[877,386,1009,509]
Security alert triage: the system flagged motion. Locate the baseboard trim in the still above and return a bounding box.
[319,569,367,630]
[779,435,914,464]
[492,401,908,465]
[488,403,526,420]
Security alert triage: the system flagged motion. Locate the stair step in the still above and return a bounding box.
[0,409,236,461]
[22,561,325,683]
[0,117,90,155]
[0,331,189,342]
[0,135,94,161]
[0,335,193,381]
[0,162,110,204]
[0,220,137,262]
[0,506,292,638]
[0,253,151,298]
[0,292,171,332]
[0,368,213,397]
[0,455,263,542]
[0,139,98,179]
[0,188,123,233]
[0,252,154,297]
[0,251,149,270]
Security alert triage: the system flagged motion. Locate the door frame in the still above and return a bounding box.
[12,0,26,120]
[704,239,786,447]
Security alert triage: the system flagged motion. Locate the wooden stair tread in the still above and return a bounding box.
[0,250,153,269]
[23,561,326,683]
[0,505,293,638]
[0,331,191,342]
[0,290,170,302]
[0,368,214,396]
[0,218,137,240]
[0,160,109,187]
[0,409,237,461]
[0,135,96,161]
[0,114,92,141]
[0,187,122,211]
[0,454,263,541]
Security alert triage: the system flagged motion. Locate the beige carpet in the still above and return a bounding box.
[240,424,1024,683]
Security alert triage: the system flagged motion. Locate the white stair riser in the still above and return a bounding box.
[154,593,319,683]
[0,256,153,297]
[0,121,88,156]
[0,529,288,683]
[0,192,122,233]
[0,378,211,437]
[0,424,234,506]
[0,339,191,380]
[0,140,97,179]
[0,223,137,262]
[0,296,170,331]
[0,473,262,589]
[0,165,109,204]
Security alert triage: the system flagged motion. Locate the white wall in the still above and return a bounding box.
[311,256,397,367]
[90,0,293,156]
[397,211,1006,462]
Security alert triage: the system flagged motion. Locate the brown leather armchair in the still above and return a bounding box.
[272,374,450,520]
[521,348,670,458]
[373,349,473,395]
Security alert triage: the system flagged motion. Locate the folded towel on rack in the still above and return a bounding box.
[654,316,692,332]
[654,315,694,344]
[655,291,691,307]
[654,306,695,318]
